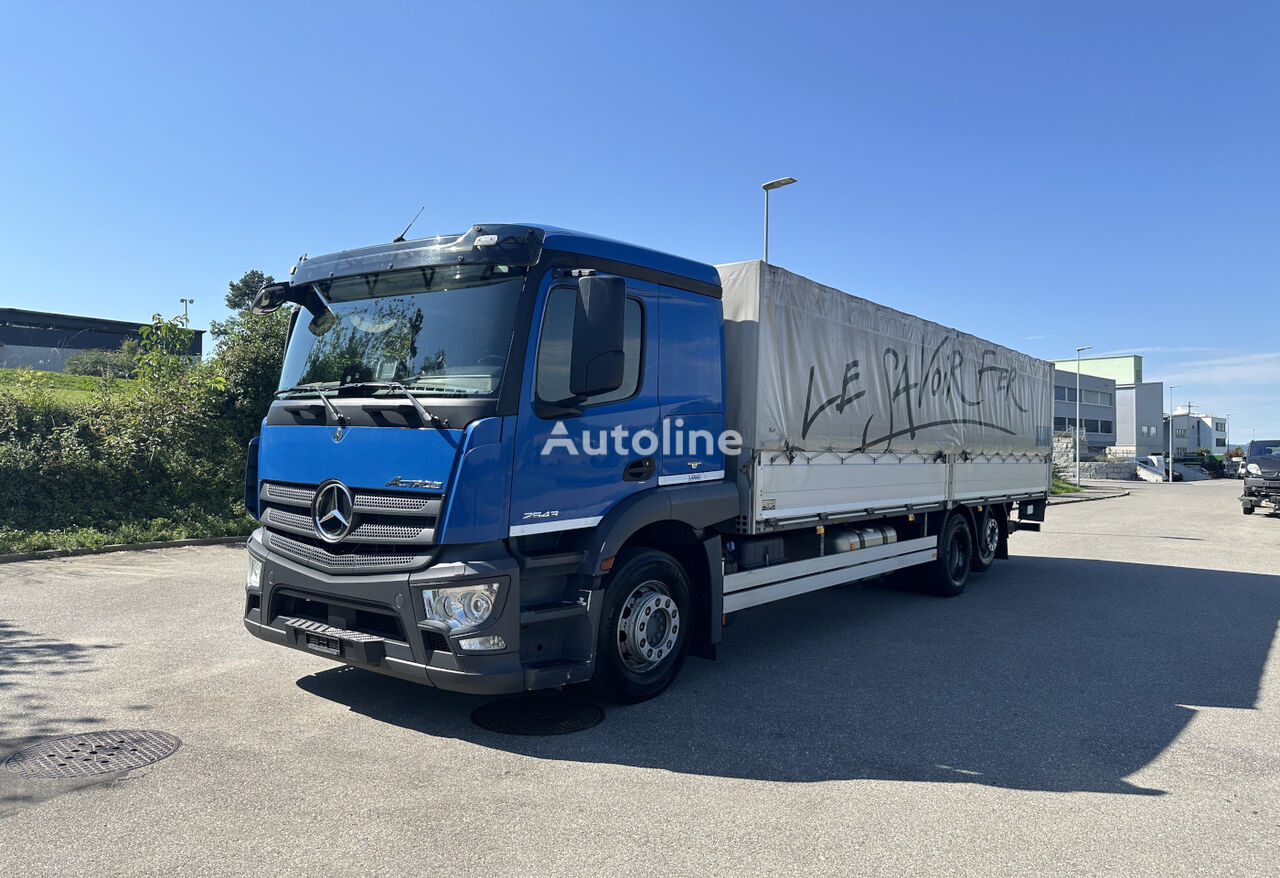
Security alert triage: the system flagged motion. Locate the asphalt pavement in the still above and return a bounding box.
[1,479,1277,876]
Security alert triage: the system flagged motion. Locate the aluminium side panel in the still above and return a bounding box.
[754,452,948,525]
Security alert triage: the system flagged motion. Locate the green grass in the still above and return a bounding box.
[0,509,256,555]
[1051,475,1085,494]
[0,367,135,404]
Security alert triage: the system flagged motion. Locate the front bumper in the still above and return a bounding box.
[1242,476,1280,509]
[243,531,597,694]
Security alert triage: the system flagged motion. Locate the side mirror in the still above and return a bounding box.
[251,282,293,315]
[252,281,337,336]
[569,275,626,397]
[307,309,337,336]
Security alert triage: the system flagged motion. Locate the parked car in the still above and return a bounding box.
[1240,440,1280,515]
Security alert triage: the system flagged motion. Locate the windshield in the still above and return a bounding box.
[278,265,526,397]
[1247,441,1280,460]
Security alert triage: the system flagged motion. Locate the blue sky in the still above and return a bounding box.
[2,2,1276,441]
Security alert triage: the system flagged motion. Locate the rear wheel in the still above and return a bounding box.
[588,549,692,704]
[970,508,999,573]
[924,513,973,597]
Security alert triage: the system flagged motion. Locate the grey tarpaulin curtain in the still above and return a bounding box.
[719,260,1053,456]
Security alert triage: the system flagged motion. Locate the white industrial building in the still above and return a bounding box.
[1165,408,1229,456]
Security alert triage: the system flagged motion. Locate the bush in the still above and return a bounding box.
[0,316,232,532]
[0,508,253,554]
[64,345,137,378]
[1,269,290,550]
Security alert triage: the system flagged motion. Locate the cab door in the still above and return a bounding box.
[508,277,660,537]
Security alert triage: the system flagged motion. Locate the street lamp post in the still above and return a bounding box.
[762,177,796,264]
[1167,385,1180,482]
[179,298,194,321]
[1075,345,1091,485]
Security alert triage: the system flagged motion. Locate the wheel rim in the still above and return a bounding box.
[616,579,681,673]
[948,528,969,581]
[981,516,999,558]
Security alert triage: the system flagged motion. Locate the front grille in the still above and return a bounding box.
[267,532,429,573]
[264,483,313,504]
[261,506,434,544]
[260,482,442,517]
[261,506,315,533]
[259,479,442,574]
[352,521,433,540]
[353,491,436,512]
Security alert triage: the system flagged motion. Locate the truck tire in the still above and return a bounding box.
[1242,503,1255,515]
[588,548,692,704]
[970,508,999,573]
[925,513,973,597]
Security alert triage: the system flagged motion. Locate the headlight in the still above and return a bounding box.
[1248,463,1262,475]
[245,555,263,592]
[422,582,500,630]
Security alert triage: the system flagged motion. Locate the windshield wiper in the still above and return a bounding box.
[275,384,349,427]
[340,381,449,429]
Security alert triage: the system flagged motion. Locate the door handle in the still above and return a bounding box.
[624,457,655,482]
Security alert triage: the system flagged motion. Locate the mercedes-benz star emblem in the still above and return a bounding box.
[312,480,356,543]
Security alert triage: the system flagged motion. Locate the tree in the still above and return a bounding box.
[210,306,290,447]
[224,269,275,313]
[210,269,292,448]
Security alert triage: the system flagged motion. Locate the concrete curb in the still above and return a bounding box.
[0,535,248,565]
[1048,489,1131,506]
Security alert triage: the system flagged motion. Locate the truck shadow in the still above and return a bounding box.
[295,557,1280,795]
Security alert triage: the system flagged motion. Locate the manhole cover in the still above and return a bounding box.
[471,695,603,736]
[3,730,181,779]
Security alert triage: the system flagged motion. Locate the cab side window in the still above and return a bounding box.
[536,287,643,407]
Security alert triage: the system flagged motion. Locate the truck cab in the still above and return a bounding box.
[243,224,737,701]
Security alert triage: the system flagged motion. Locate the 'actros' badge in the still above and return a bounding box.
[385,476,443,489]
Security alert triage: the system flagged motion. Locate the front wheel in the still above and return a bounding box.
[924,513,973,597]
[588,549,692,704]
[1242,503,1255,515]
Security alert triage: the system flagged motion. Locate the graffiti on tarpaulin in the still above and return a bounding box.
[799,332,1036,450]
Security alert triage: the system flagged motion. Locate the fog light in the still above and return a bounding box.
[245,555,263,592]
[458,635,506,651]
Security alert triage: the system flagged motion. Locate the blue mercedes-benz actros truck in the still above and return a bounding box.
[243,224,1052,702]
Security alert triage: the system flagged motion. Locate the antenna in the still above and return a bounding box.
[392,206,425,243]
